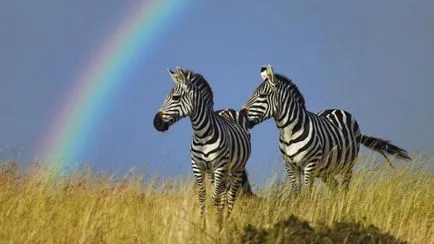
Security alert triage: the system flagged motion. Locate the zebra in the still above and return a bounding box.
[215,108,255,197]
[153,67,252,216]
[240,65,411,193]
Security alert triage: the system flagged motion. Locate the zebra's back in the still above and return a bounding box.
[216,108,250,133]
[313,109,361,175]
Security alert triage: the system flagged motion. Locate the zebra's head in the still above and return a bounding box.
[153,66,213,132]
[241,65,306,129]
[240,65,280,129]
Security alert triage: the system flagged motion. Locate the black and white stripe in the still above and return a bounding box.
[153,67,252,216]
[241,65,411,193]
[215,108,254,197]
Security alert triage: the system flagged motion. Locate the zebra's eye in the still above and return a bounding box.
[258,93,268,98]
[172,94,181,101]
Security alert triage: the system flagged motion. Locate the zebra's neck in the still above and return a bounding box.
[190,101,218,138]
[275,98,310,142]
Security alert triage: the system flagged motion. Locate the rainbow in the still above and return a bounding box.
[37,0,187,168]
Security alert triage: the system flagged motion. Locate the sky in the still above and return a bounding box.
[0,0,433,183]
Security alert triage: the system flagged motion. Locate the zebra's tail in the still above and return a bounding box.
[358,134,411,161]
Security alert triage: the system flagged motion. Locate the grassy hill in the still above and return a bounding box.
[0,158,432,243]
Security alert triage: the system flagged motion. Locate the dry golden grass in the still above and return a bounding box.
[0,157,432,243]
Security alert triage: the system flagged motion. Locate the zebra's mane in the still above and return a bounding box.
[275,73,306,109]
[185,70,214,108]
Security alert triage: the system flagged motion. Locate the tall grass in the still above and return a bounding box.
[0,158,432,243]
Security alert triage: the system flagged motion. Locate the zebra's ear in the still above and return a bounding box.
[261,64,277,86]
[178,68,192,81]
[167,68,179,84]
[176,66,187,84]
[260,66,268,81]
[174,66,192,90]
[175,66,183,75]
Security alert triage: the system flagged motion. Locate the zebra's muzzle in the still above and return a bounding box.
[153,112,169,132]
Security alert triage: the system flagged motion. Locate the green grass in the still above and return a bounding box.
[0,158,432,243]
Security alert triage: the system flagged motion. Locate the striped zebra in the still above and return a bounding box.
[240,65,411,193]
[153,67,252,216]
[215,108,254,197]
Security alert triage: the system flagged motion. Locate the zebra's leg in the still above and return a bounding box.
[239,169,255,198]
[194,172,206,216]
[220,179,227,210]
[341,157,356,192]
[192,161,207,216]
[321,175,339,193]
[341,170,352,192]
[208,171,226,210]
[302,161,318,193]
[284,161,301,194]
[227,170,243,217]
[212,168,226,212]
[207,171,215,184]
